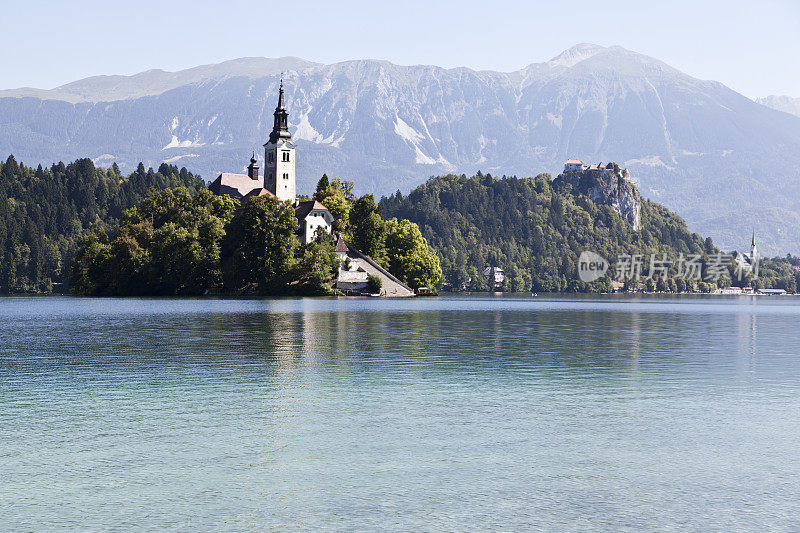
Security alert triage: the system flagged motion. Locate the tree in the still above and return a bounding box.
[320,194,350,233]
[349,194,386,259]
[675,277,687,293]
[366,274,382,294]
[314,174,330,200]
[69,187,234,296]
[221,195,299,292]
[292,240,340,294]
[644,278,656,292]
[383,218,442,289]
[2,155,205,294]
[122,188,234,294]
[314,176,354,203]
[69,232,112,295]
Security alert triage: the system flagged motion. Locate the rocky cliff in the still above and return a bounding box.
[555,164,641,230]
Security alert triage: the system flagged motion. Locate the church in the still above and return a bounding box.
[208,80,334,245]
[207,81,414,296]
[733,231,760,274]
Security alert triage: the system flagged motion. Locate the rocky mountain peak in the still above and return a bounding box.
[546,43,606,68]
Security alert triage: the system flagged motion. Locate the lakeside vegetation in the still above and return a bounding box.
[0,155,204,293]
[68,174,440,296]
[1,154,798,295]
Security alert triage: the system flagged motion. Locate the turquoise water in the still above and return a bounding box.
[2,295,800,531]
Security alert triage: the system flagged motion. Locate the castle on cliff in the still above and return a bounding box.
[558,158,641,230]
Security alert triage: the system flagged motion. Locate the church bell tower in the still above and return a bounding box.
[264,80,296,202]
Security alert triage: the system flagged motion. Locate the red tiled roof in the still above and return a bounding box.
[334,234,350,253]
[295,199,330,219]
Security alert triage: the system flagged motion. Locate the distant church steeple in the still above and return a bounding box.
[751,229,758,259]
[263,79,296,202]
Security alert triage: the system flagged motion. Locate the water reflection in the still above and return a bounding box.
[1,295,800,530]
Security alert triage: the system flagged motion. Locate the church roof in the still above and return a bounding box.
[295,199,330,220]
[242,187,276,200]
[208,173,262,198]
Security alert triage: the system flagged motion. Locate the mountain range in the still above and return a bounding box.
[1,44,799,253]
[757,95,800,118]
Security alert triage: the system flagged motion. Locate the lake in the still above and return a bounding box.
[2,294,800,531]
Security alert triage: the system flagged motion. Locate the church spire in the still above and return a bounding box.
[268,79,291,144]
[277,78,285,109]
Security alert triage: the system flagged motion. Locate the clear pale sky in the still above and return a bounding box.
[2,0,798,98]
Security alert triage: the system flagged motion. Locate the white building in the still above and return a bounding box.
[483,266,505,289]
[295,200,334,245]
[209,80,297,203]
[733,231,759,273]
[334,236,414,297]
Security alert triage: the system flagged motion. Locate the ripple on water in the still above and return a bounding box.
[1,294,800,531]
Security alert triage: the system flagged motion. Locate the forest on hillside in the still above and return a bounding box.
[0,156,204,293]
[380,172,800,293]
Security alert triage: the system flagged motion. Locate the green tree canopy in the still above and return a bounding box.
[349,194,386,260]
[0,155,204,294]
[383,218,442,289]
[69,187,235,295]
[221,195,299,292]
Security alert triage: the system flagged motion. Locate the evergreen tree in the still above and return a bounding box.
[1,155,204,293]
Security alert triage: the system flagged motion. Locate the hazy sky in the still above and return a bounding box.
[2,0,798,98]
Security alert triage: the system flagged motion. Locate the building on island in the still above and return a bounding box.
[207,80,411,295]
[208,81,335,244]
[295,200,335,245]
[208,154,265,198]
[263,80,296,202]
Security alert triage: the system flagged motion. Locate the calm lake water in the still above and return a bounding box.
[2,294,800,531]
